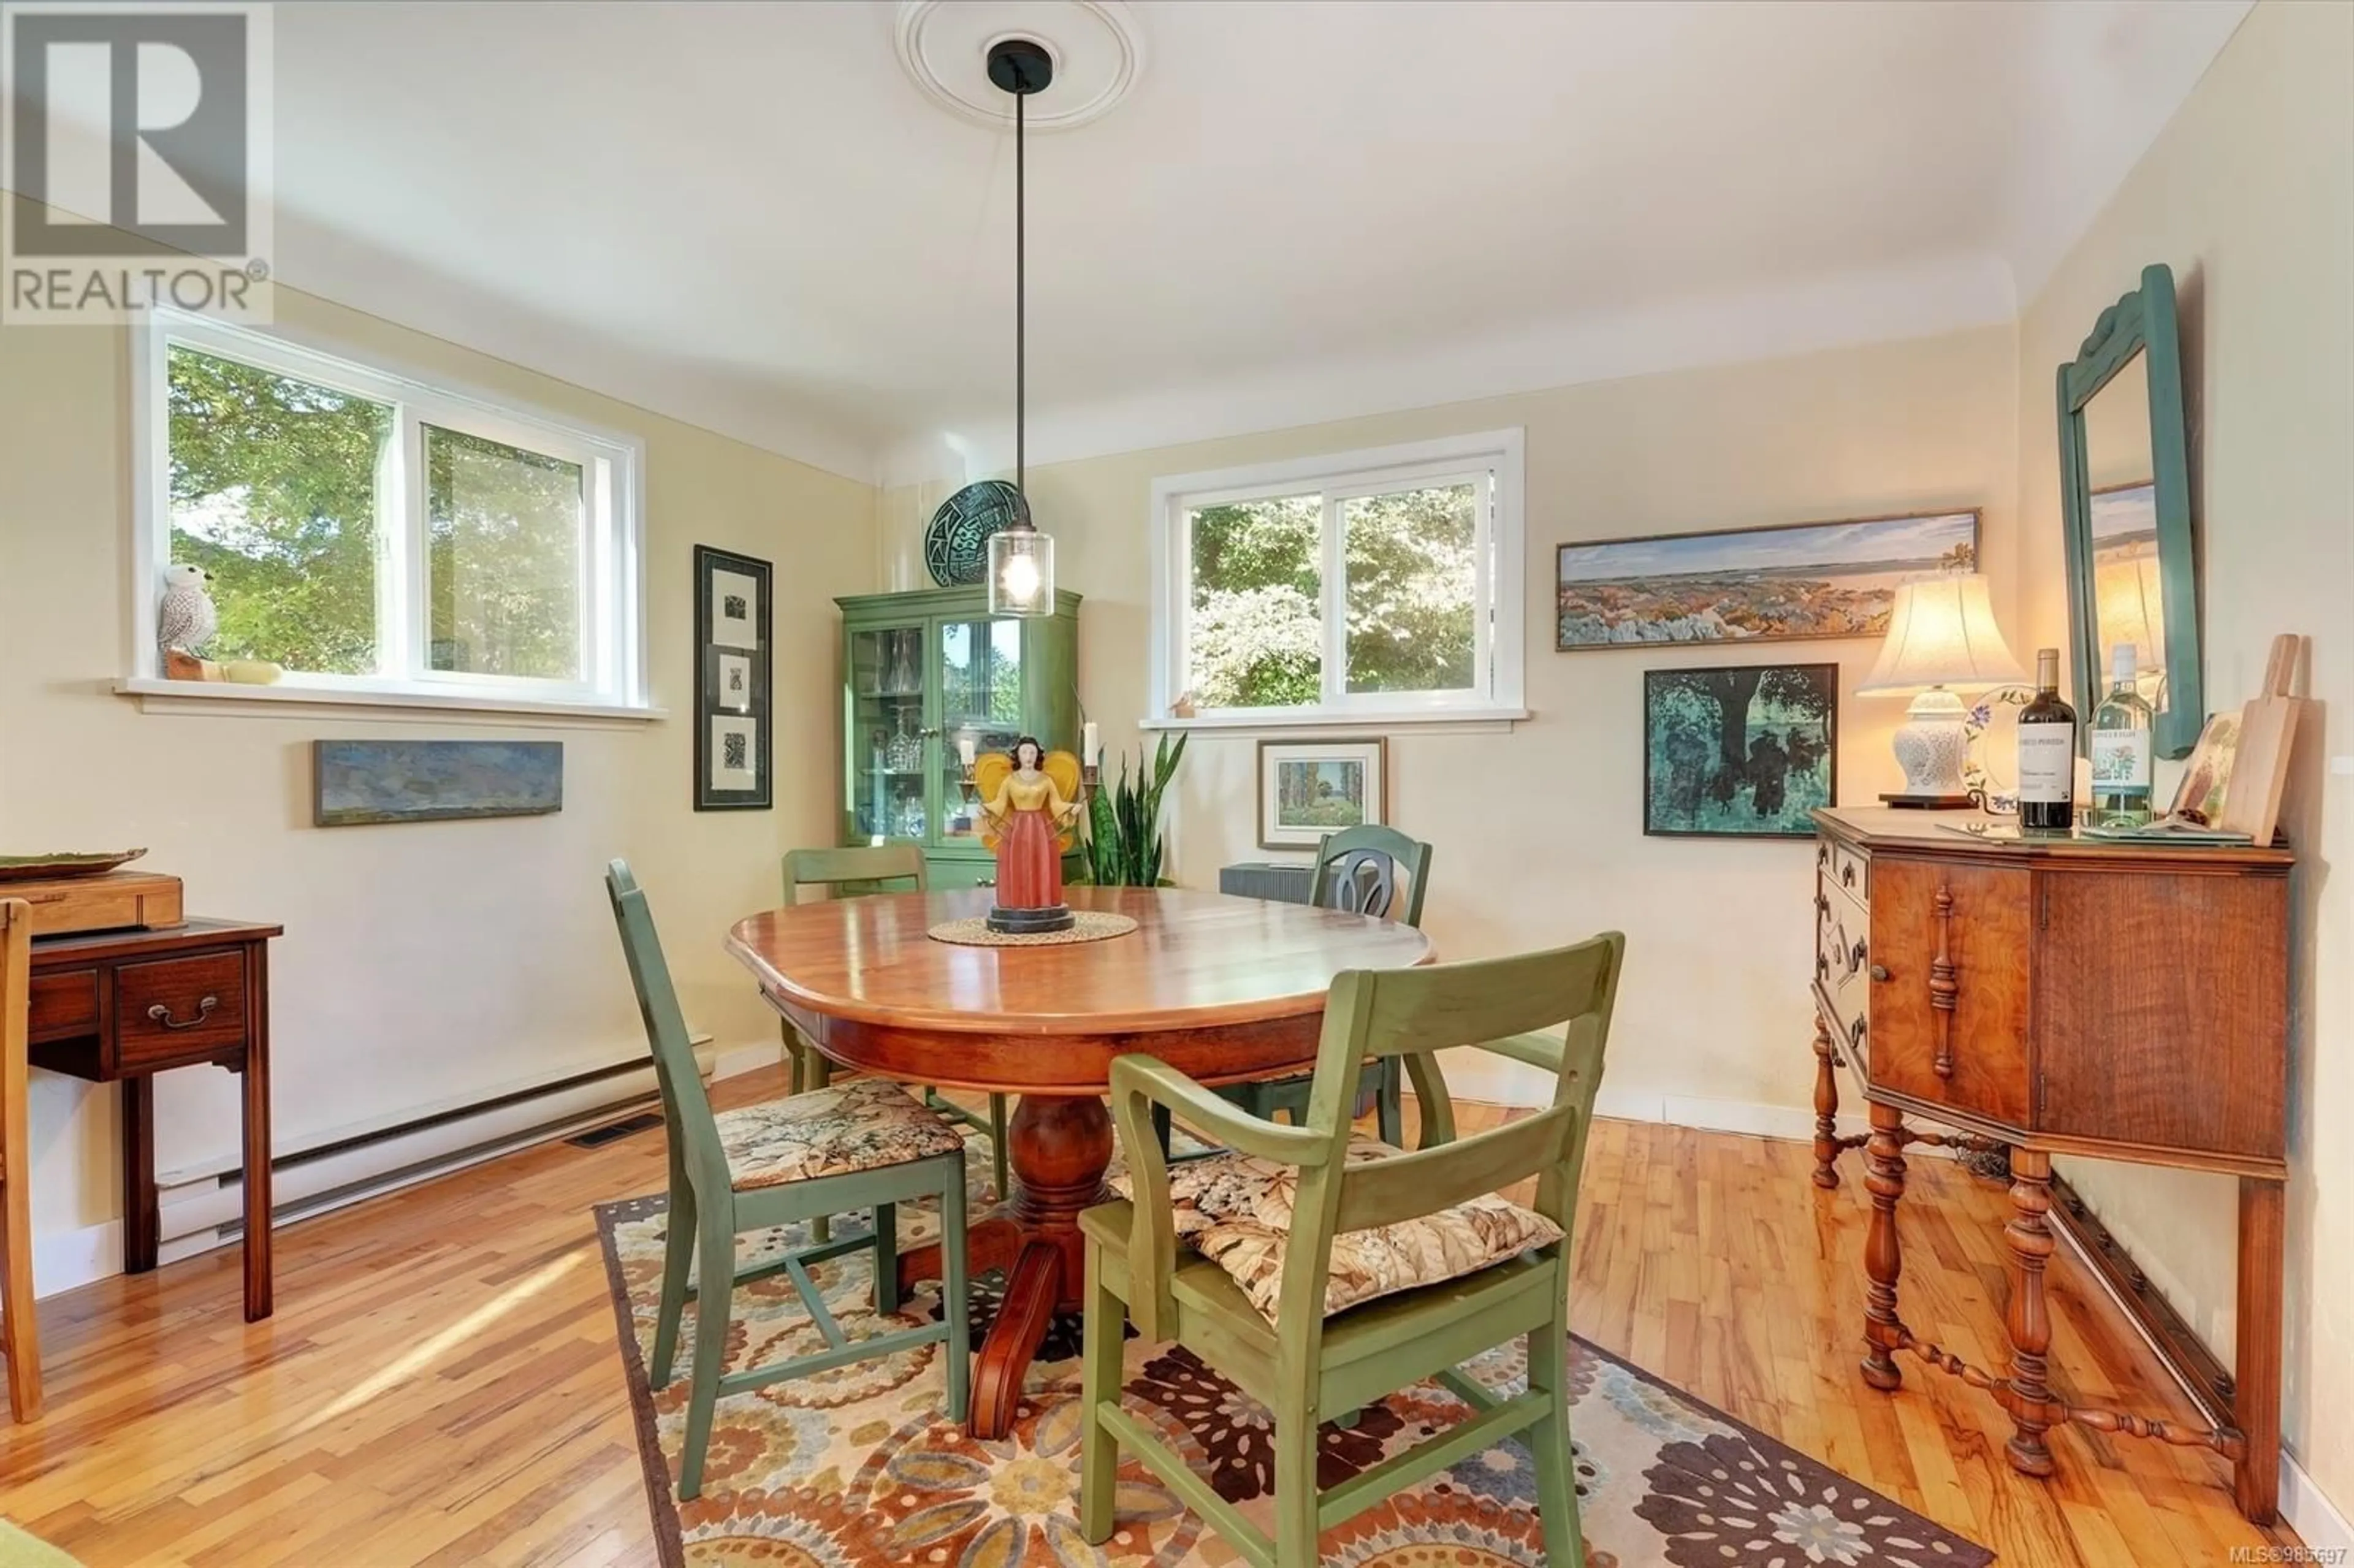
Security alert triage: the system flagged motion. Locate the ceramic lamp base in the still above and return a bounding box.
[1886,687,1974,809]
[987,902,1075,935]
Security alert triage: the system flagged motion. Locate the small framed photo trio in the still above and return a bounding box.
[695,545,772,810]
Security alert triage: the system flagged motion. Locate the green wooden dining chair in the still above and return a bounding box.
[777,843,1007,1196]
[1082,932,1623,1568]
[605,860,972,1501]
[1208,826,1434,1148]
[783,847,1011,1206]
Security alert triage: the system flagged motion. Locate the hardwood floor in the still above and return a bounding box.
[0,1066,2303,1566]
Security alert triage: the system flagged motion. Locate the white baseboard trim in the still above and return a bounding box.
[32,1038,733,1301]
[2281,1451,2353,1555]
[1588,1083,1873,1149]
[33,1219,122,1301]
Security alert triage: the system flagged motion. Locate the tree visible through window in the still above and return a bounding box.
[1343,484,1477,695]
[168,346,391,675]
[148,318,642,707]
[1184,481,1482,710]
[425,425,584,680]
[1187,494,1322,709]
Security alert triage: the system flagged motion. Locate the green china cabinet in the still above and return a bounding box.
[834,586,1082,889]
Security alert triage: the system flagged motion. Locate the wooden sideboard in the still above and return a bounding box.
[1805,807,2290,1523]
[26,918,281,1322]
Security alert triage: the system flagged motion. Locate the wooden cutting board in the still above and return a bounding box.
[2219,633,2306,847]
[6,870,185,938]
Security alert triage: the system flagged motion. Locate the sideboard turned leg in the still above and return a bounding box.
[1810,1011,1842,1189]
[1860,1099,1907,1390]
[2003,1146,2058,1477]
[2234,1176,2284,1524]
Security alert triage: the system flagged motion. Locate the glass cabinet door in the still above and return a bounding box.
[935,616,1026,845]
[847,622,929,842]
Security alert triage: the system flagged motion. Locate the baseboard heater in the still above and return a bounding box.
[152,1055,671,1267]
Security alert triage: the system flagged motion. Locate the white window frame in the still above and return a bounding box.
[124,308,651,718]
[1148,428,1527,729]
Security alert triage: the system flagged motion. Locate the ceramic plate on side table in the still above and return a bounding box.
[0,848,148,882]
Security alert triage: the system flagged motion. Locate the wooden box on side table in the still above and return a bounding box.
[1805,806,2290,1524]
[7,871,183,938]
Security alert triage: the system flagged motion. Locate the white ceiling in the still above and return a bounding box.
[264,0,2253,484]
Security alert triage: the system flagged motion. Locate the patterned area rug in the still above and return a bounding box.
[593,1146,1992,1568]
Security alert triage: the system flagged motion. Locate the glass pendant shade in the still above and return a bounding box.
[988,525,1053,617]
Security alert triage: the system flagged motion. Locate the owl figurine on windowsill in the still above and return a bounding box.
[157,563,283,685]
[158,563,218,657]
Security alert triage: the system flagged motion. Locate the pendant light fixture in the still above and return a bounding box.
[985,37,1055,618]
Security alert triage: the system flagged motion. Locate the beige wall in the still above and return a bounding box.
[886,324,2021,1117]
[2015,0,2354,1509]
[0,284,873,1277]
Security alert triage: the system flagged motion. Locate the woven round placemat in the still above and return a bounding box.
[926,910,1140,947]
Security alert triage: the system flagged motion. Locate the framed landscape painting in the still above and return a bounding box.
[1644,664,1838,839]
[1258,737,1387,850]
[1558,510,1979,650]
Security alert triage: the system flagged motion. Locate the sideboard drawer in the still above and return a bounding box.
[27,967,100,1041]
[1865,858,2032,1126]
[1828,840,1871,906]
[1818,900,1871,1036]
[111,951,249,1071]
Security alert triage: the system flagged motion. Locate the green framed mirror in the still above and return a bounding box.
[2056,262,2201,758]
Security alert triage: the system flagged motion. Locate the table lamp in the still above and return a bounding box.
[1858,574,2026,809]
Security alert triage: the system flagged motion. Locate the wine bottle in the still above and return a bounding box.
[2089,643,2155,828]
[2017,647,2077,833]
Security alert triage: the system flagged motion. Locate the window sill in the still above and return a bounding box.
[114,677,665,726]
[1140,705,1529,736]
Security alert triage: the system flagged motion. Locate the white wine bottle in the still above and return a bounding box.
[2089,643,2155,828]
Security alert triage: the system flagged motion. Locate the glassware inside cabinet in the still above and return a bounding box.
[938,618,1026,842]
[849,625,926,840]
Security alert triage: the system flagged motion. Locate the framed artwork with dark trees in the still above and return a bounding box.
[1643,663,1838,838]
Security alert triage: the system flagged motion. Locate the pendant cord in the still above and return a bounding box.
[1015,84,1026,512]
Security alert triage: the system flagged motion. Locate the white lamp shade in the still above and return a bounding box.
[1858,574,2026,695]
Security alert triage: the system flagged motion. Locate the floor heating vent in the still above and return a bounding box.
[566,1111,665,1149]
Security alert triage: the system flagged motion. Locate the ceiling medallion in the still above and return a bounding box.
[894,0,1144,132]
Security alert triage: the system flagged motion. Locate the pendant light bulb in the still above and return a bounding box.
[986,36,1056,618]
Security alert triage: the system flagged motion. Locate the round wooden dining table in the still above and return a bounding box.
[725,883,1434,1438]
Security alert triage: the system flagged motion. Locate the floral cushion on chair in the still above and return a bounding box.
[713,1077,965,1190]
[1107,1133,1563,1322]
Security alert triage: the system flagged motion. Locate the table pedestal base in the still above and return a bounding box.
[897,1091,1114,1439]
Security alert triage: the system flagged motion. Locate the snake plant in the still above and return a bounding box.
[1081,733,1188,886]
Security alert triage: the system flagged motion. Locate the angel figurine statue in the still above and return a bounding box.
[975,736,1084,933]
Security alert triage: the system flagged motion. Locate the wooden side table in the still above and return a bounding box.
[1805,807,2289,1523]
[25,918,281,1321]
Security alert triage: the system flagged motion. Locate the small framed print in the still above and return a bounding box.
[716,652,753,713]
[710,566,763,652]
[694,546,771,810]
[1257,737,1387,850]
[707,715,760,793]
